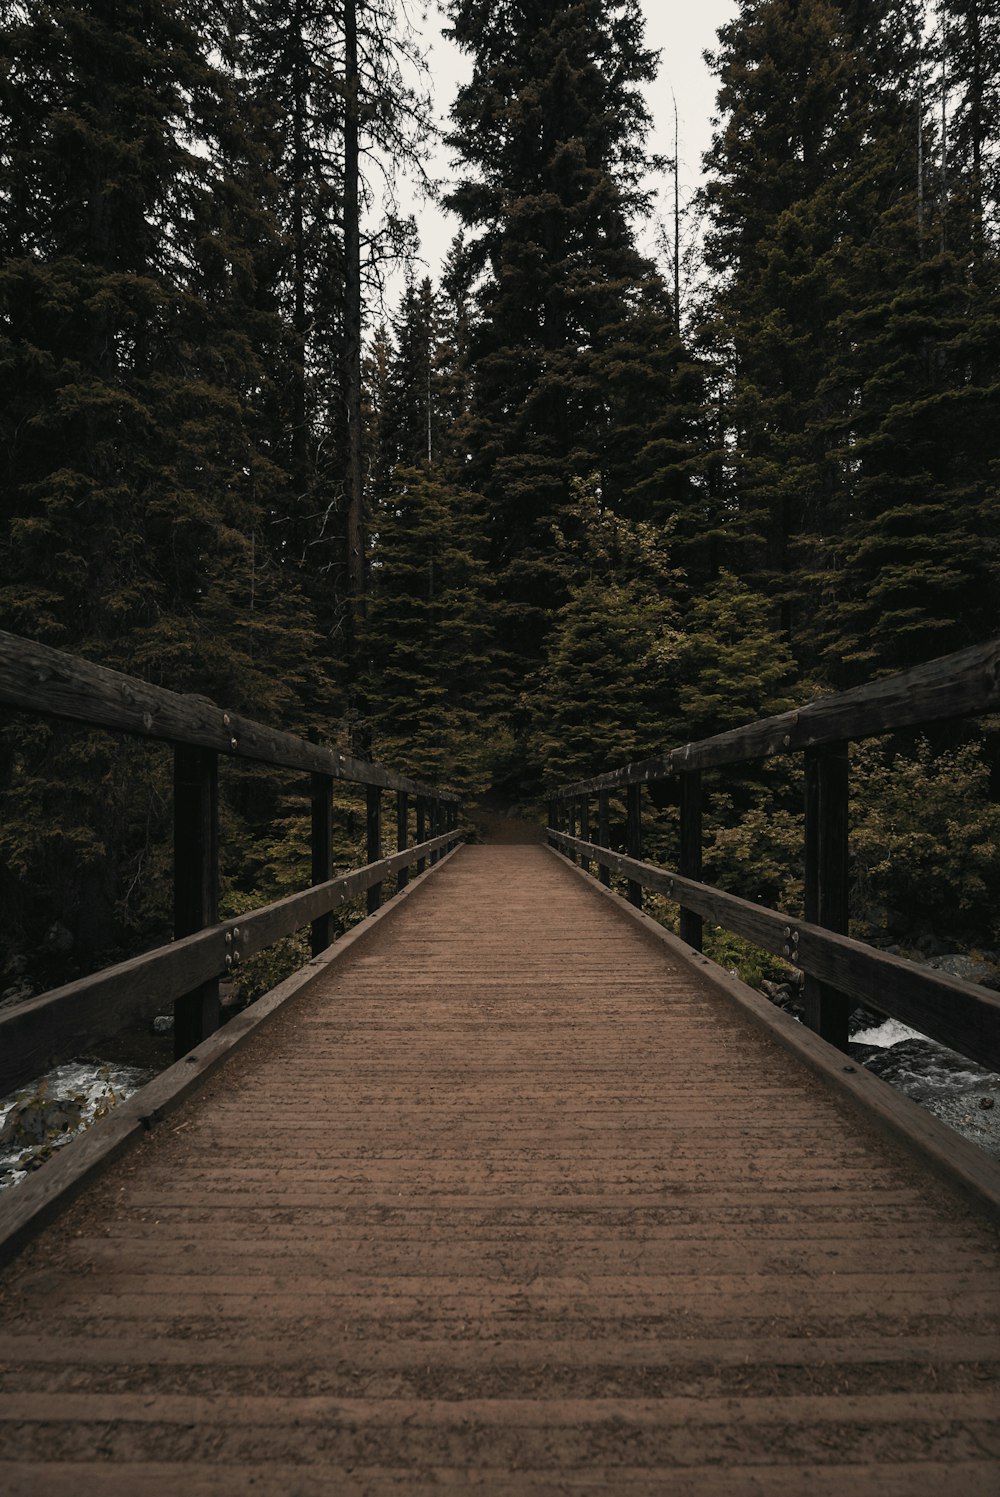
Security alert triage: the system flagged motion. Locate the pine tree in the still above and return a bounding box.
[0,0,319,969]
[445,0,697,670]
[362,466,498,793]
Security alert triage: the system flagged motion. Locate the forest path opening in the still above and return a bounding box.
[1,842,998,1492]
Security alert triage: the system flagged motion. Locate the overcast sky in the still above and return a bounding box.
[401,1,740,279]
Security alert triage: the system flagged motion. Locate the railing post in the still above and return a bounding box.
[626,783,643,908]
[396,790,410,893]
[430,799,440,865]
[173,745,221,1058]
[416,796,427,873]
[803,743,850,1050]
[579,796,591,874]
[567,799,578,864]
[679,770,703,952]
[311,772,335,955]
[598,791,611,886]
[367,784,382,914]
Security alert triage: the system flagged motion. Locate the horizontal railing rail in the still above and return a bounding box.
[0,630,457,802]
[0,630,463,1089]
[0,831,457,1096]
[549,829,1000,1074]
[549,639,1000,1066]
[560,638,1000,793]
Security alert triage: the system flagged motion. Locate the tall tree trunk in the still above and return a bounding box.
[343,0,365,660]
[291,0,309,481]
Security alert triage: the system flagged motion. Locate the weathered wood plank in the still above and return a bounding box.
[0,846,465,1269]
[0,831,459,1095]
[310,773,335,956]
[558,637,1000,794]
[172,745,221,1056]
[550,830,1000,1072]
[803,744,850,1050]
[0,630,457,801]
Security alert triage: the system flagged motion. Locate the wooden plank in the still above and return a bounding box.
[0,629,457,802]
[0,832,458,1095]
[558,636,1000,793]
[679,770,702,952]
[367,785,383,914]
[172,745,221,1056]
[552,848,1000,1221]
[597,792,611,887]
[396,791,410,894]
[626,784,643,908]
[0,846,465,1268]
[803,744,850,1049]
[310,773,335,956]
[550,830,1000,1072]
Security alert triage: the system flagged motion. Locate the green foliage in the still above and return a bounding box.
[850,734,1000,946]
[655,570,799,741]
[364,465,500,794]
[527,481,682,785]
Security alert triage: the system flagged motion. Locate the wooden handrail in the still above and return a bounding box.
[549,829,1000,1074]
[549,638,1000,1064]
[0,630,458,802]
[0,831,456,1095]
[0,630,463,1081]
[557,638,1000,795]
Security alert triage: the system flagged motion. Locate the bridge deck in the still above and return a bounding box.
[1,843,998,1493]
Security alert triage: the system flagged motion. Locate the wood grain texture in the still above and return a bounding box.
[550,829,1000,1073]
[557,636,1000,793]
[0,629,459,801]
[0,831,459,1095]
[1,844,997,1493]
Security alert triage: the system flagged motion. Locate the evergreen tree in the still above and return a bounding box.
[362,466,497,792]
[445,0,697,669]
[701,0,999,680]
[527,481,682,784]
[0,0,319,969]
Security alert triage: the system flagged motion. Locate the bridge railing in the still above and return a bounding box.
[548,640,1000,1075]
[0,631,461,1094]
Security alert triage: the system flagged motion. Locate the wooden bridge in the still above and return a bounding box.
[1,632,1000,1492]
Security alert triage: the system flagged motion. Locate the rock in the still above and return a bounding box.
[922,953,1000,985]
[0,979,34,1008]
[152,1015,174,1035]
[0,1084,85,1147]
[861,1037,995,1101]
[981,1096,995,1111]
[848,1005,884,1037]
[3,953,28,978]
[43,922,74,955]
[914,932,949,957]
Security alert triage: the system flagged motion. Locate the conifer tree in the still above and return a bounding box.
[362,466,497,792]
[445,0,697,669]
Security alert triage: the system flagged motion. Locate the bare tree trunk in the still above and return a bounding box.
[343,0,365,659]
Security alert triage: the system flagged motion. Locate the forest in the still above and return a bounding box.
[1,0,999,997]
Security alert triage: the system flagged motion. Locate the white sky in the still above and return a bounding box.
[401,0,740,280]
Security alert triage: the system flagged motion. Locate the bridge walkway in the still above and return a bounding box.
[1,843,998,1493]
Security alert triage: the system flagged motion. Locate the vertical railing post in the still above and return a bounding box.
[311,771,335,956]
[173,745,221,1058]
[367,783,382,913]
[430,799,440,864]
[679,770,703,952]
[626,783,643,908]
[416,796,427,873]
[598,791,611,886]
[567,799,578,864]
[579,796,591,875]
[396,790,410,893]
[803,743,850,1050]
